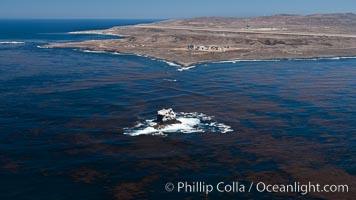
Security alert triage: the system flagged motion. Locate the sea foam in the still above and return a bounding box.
[0,41,25,45]
[157,59,182,67]
[215,59,281,64]
[215,56,356,64]
[177,66,197,71]
[81,50,108,54]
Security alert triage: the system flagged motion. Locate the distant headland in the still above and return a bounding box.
[45,13,356,66]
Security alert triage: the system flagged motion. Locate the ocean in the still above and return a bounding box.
[0,20,355,200]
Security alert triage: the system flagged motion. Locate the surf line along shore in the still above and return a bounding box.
[43,14,356,67]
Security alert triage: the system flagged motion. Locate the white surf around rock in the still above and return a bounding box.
[124,110,233,136]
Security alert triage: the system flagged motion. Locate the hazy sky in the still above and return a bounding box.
[0,0,355,19]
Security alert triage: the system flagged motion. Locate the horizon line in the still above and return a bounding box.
[0,12,355,20]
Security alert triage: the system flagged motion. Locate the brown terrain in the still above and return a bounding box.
[45,13,356,66]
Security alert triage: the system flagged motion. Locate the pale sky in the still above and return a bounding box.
[0,0,355,19]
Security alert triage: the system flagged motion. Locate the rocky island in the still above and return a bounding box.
[45,13,356,66]
[154,108,182,129]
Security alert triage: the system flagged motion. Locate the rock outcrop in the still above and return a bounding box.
[154,108,181,129]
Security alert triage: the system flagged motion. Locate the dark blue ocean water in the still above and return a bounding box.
[0,20,355,200]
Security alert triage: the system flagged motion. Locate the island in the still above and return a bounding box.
[45,13,356,66]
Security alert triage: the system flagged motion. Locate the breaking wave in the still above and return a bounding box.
[163,79,177,82]
[216,59,281,64]
[78,49,122,55]
[80,49,110,54]
[177,66,197,71]
[163,60,181,67]
[124,112,233,136]
[215,56,356,64]
[159,60,198,71]
[37,45,49,49]
[289,56,356,61]
[0,41,25,45]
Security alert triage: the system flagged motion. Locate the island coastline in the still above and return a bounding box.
[44,13,356,67]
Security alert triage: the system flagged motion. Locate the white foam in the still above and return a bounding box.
[177,66,196,71]
[81,50,108,54]
[124,112,233,136]
[0,41,25,45]
[163,79,177,82]
[162,60,181,67]
[338,56,356,59]
[216,59,281,64]
[289,58,318,61]
[307,56,356,60]
[37,45,51,49]
[78,49,123,56]
[215,56,356,64]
